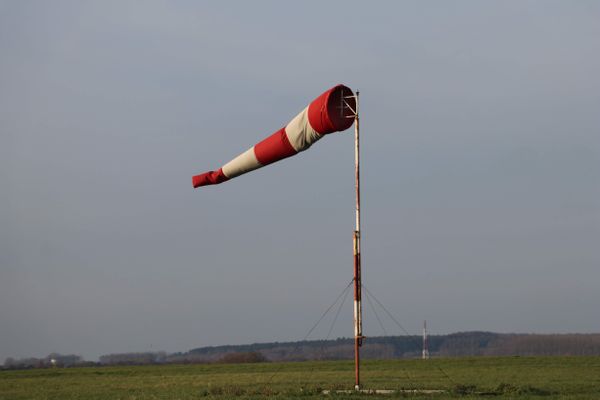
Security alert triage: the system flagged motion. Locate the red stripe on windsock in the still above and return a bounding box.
[254,127,298,166]
[192,168,229,188]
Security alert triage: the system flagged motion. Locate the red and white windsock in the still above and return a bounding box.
[192,84,356,188]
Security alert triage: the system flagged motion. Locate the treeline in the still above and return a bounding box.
[99,351,168,365]
[4,333,600,370]
[182,332,600,362]
[2,353,94,369]
[2,351,267,370]
[97,351,267,365]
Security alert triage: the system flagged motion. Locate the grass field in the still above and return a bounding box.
[1,357,599,399]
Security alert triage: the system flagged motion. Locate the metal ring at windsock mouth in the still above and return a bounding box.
[308,84,356,135]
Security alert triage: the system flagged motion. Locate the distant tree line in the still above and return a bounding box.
[2,351,269,370]
[2,353,89,370]
[99,351,168,365]
[4,333,600,370]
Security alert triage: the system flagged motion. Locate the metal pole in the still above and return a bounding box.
[353,91,362,391]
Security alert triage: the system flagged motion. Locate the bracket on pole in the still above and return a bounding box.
[339,89,358,120]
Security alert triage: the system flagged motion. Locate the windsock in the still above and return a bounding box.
[192,84,356,188]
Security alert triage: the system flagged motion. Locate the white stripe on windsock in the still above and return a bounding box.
[222,148,262,179]
[284,106,322,152]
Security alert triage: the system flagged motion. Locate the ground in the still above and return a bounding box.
[1,356,599,399]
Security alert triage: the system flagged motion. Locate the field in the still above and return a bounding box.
[1,357,599,399]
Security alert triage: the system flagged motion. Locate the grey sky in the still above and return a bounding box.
[1,1,599,362]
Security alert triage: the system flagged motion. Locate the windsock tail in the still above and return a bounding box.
[192,168,229,188]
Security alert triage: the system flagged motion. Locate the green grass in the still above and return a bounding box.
[1,357,599,399]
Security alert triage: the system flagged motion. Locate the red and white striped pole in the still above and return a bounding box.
[352,91,363,391]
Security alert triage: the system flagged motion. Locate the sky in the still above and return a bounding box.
[1,1,599,362]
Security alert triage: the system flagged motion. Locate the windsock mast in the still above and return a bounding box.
[345,89,363,390]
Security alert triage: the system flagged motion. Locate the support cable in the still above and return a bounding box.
[305,282,352,385]
[363,288,388,337]
[264,279,354,385]
[326,283,352,341]
[360,283,458,386]
[361,285,412,337]
[363,288,413,384]
[316,281,352,362]
[302,280,354,345]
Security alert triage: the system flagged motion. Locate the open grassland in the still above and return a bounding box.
[1,356,599,399]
